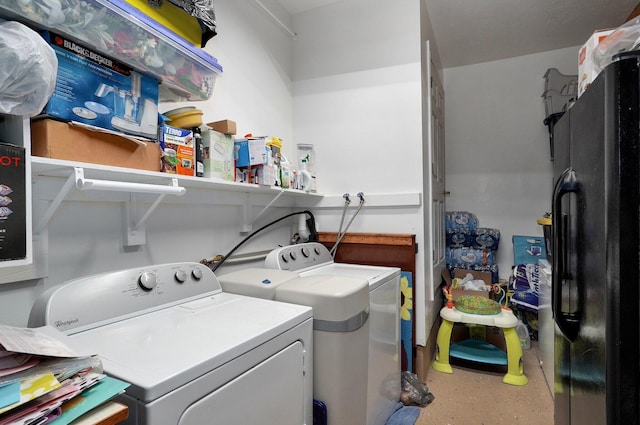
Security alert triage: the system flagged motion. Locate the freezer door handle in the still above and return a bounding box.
[552,167,581,341]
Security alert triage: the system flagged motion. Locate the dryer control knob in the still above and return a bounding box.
[139,272,157,291]
[192,268,203,280]
[301,247,309,257]
[175,270,188,283]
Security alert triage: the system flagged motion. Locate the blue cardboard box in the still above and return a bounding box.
[40,31,159,139]
[512,235,547,266]
[234,138,269,167]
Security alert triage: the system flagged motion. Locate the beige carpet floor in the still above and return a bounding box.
[414,341,553,425]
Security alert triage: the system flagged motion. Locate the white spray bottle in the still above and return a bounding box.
[300,157,312,192]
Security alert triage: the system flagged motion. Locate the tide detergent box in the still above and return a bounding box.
[40,31,159,139]
[161,124,194,175]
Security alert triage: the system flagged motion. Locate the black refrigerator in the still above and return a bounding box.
[552,51,640,425]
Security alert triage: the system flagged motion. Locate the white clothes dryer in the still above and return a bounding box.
[28,262,313,425]
[265,242,401,425]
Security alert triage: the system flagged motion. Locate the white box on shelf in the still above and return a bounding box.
[202,129,234,181]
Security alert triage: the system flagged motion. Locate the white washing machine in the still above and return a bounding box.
[265,242,401,425]
[28,262,313,425]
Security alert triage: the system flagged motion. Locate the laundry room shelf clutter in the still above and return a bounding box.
[0,0,223,102]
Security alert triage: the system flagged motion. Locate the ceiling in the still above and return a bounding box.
[275,0,639,68]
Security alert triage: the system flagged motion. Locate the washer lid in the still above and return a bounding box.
[68,292,311,403]
[217,268,300,300]
[275,275,369,322]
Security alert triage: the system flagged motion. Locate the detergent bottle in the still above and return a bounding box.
[297,144,317,192]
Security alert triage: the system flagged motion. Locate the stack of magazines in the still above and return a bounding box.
[0,325,129,425]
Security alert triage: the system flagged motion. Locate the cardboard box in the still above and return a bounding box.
[253,164,279,186]
[0,143,28,263]
[442,269,492,301]
[513,235,546,266]
[160,124,194,175]
[207,120,237,135]
[40,31,159,139]
[31,119,161,171]
[201,129,234,181]
[234,138,269,167]
[578,29,615,97]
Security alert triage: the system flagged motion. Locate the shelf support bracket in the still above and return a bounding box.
[241,193,252,234]
[34,172,77,235]
[252,190,285,224]
[123,177,184,246]
[35,167,186,245]
[240,189,285,234]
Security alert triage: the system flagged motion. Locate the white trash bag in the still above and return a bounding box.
[0,21,58,116]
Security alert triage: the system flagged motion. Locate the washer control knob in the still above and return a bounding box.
[289,252,297,261]
[175,270,188,283]
[314,247,322,256]
[192,268,203,280]
[301,247,310,257]
[139,272,157,291]
[280,254,289,263]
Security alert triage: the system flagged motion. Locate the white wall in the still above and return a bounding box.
[167,0,295,155]
[290,0,433,344]
[444,46,578,279]
[291,0,422,193]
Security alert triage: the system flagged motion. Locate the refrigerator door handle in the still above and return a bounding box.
[552,167,581,341]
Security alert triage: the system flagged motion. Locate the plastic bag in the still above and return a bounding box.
[0,21,58,117]
[167,0,217,45]
[400,371,435,407]
[593,17,640,73]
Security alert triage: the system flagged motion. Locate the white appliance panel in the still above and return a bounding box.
[178,341,305,425]
[301,263,398,291]
[264,243,401,425]
[69,293,311,401]
[117,320,313,425]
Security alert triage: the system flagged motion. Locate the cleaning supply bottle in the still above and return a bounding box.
[192,126,204,177]
[515,319,530,350]
[299,157,312,192]
[280,154,291,189]
[297,144,317,192]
